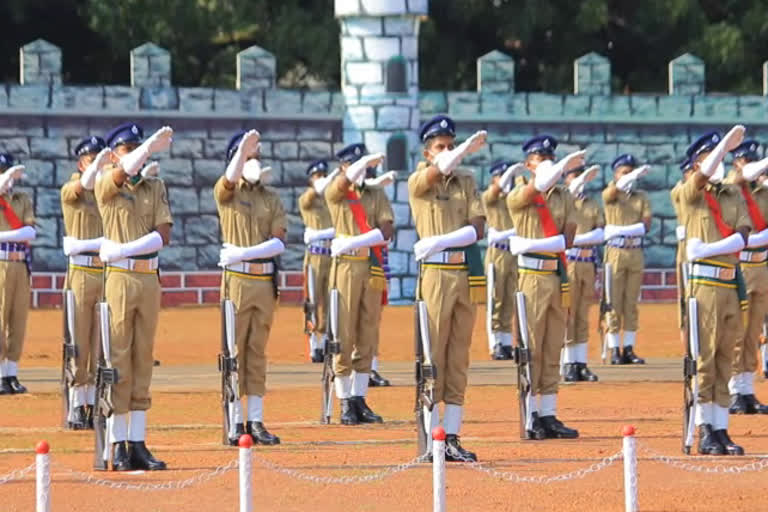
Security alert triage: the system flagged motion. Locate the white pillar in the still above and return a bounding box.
[239,434,253,512]
[622,425,638,512]
[432,426,446,512]
[35,441,51,512]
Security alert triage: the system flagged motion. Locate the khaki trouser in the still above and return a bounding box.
[223,272,276,397]
[605,247,644,333]
[486,247,517,334]
[733,264,768,375]
[0,261,29,362]
[354,288,384,365]
[566,260,595,345]
[421,266,476,406]
[331,258,378,376]
[65,266,102,386]
[518,272,565,396]
[691,282,742,408]
[105,269,161,414]
[304,253,331,336]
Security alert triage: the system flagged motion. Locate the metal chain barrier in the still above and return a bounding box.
[639,444,768,474]
[249,451,431,484]
[0,463,36,485]
[52,457,238,491]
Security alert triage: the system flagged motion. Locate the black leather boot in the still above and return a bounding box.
[0,377,12,395]
[311,348,324,363]
[697,424,725,455]
[247,421,280,445]
[610,347,622,365]
[86,405,95,429]
[714,429,745,455]
[621,346,645,364]
[729,394,748,414]
[111,441,132,471]
[353,397,383,423]
[69,406,88,430]
[563,363,580,382]
[491,343,507,360]
[128,441,167,470]
[445,434,477,462]
[502,345,514,359]
[227,423,246,446]
[742,394,768,414]
[5,376,27,394]
[579,364,599,382]
[540,416,579,439]
[340,398,359,425]
[525,412,547,440]
[369,370,391,387]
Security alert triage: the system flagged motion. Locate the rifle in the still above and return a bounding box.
[321,257,340,424]
[304,264,318,357]
[93,272,117,471]
[681,264,699,455]
[514,291,534,439]
[218,293,240,445]
[61,288,78,428]
[414,261,436,456]
[486,262,495,353]
[599,262,613,364]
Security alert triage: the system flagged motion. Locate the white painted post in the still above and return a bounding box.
[35,440,51,512]
[432,426,446,512]
[239,434,253,512]
[622,425,638,512]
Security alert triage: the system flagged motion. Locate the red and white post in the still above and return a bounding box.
[622,425,638,512]
[432,426,446,512]
[35,440,50,512]
[239,434,253,512]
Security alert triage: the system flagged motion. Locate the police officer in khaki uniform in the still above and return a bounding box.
[680,128,750,455]
[96,122,173,470]
[482,160,523,360]
[299,160,335,363]
[216,129,285,445]
[0,153,35,395]
[506,135,584,439]
[410,115,487,461]
[326,143,390,425]
[602,154,652,365]
[671,158,694,341]
[562,164,604,382]
[723,140,768,415]
[60,136,110,427]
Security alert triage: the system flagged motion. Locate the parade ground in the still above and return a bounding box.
[2,303,768,511]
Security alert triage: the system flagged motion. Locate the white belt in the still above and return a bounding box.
[518,255,558,271]
[309,239,332,249]
[226,261,275,275]
[740,250,768,264]
[424,251,466,265]
[108,257,159,273]
[0,250,25,262]
[691,263,735,281]
[566,248,595,259]
[69,254,103,268]
[607,236,643,248]
[339,247,371,258]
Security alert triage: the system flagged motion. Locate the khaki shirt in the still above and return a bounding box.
[679,179,750,265]
[602,183,651,225]
[326,179,395,236]
[298,187,332,230]
[214,177,286,246]
[670,181,685,225]
[61,171,103,239]
[94,169,173,243]
[506,182,574,239]
[408,162,484,239]
[572,195,604,234]
[361,186,394,230]
[0,191,35,229]
[482,188,514,231]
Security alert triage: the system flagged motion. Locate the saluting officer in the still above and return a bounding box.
[0,153,35,395]
[671,158,694,340]
[216,129,285,445]
[96,122,173,470]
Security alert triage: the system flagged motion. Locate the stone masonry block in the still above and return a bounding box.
[20,39,62,85]
[237,45,276,90]
[130,42,171,87]
[668,53,705,95]
[574,52,611,95]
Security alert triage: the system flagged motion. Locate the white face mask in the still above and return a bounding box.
[709,162,726,184]
[242,159,263,184]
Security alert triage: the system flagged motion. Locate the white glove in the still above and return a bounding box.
[0,226,36,243]
[676,225,686,242]
[304,227,335,245]
[615,165,650,193]
[313,167,340,194]
[242,159,272,184]
[218,238,285,267]
[119,126,173,176]
[79,148,112,190]
[699,125,745,178]
[508,234,565,255]
[498,163,526,193]
[346,153,384,186]
[747,227,768,248]
[433,130,487,176]
[686,234,745,261]
[604,223,646,240]
[63,236,104,256]
[331,229,385,257]
[573,227,604,247]
[742,157,768,182]
[413,225,477,261]
[568,165,600,196]
[141,161,159,179]
[224,130,260,183]
[534,150,586,192]
[364,170,397,188]
[488,227,516,245]
[99,231,163,263]
[0,165,25,195]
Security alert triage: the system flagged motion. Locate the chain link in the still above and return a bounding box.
[451,451,624,484]
[0,463,36,485]
[249,452,430,484]
[640,445,768,474]
[52,458,238,491]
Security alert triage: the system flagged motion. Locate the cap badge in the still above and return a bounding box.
[440,119,448,128]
